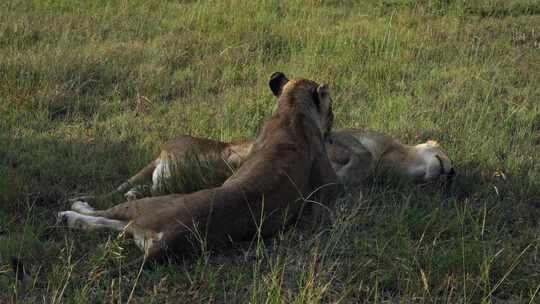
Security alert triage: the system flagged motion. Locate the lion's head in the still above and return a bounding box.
[269,72,334,139]
[414,140,455,181]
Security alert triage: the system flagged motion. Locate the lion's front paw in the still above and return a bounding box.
[68,195,96,204]
[56,211,93,230]
[124,188,143,201]
[71,201,95,214]
[56,211,72,226]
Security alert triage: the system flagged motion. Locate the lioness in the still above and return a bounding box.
[326,130,455,186]
[101,129,454,202]
[58,72,337,257]
[68,104,455,204]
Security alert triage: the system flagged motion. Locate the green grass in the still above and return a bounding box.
[1,0,540,302]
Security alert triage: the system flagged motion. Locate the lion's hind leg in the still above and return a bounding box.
[58,209,164,257]
[60,199,166,257]
[68,160,158,204]
[119,160,158,198]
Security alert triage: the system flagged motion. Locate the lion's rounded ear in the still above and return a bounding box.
[269,72,289,97]
[317,84,330,99]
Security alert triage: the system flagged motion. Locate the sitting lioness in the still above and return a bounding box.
[58,72,338,257]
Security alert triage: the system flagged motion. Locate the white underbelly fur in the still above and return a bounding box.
[152,160,171,191]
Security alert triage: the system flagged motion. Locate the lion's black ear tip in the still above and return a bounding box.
[270,72,285,81]
[269,72,288,97]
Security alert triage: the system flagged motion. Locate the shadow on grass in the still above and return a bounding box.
[1,134,151,210]
[0,133,152,288]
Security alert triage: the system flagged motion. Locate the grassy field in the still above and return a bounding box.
[1,0,540,302]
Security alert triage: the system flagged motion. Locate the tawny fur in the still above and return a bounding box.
[60,73,338,257]
[104,128,454,199]
[327,129,454,185]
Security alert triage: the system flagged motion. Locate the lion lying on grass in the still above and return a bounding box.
[58,72,338,257]
[69,110,454,204]
[83,129,455,203]
[326,129,454,186]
